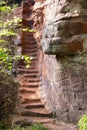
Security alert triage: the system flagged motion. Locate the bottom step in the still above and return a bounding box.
[20,108,53,117]
[12,116,55,127]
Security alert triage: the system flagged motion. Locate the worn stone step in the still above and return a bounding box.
[21,98,41,104]
[23,49,38,53]
[22,37,36,41]
[22,51,38,55]
[23,32,35,35]
[22,32,35,37]
[23,51,38,56]
[20,80,40,84]
[18,78,40,83]
[30,61,38,65]
[23,102,44,109]
[22,53,38,58]
[15,60,37,67]
[23,78,40,82]
[25,78,40,82]
[21,82,39,88]
[20,108,53,117]
[17,42,37,47]
[17,75,40,82]
[23,43,38,48]
[19,81,40,86]
[21,35,34,39]
[12,116,54,127]
[22,39,37,43]
[22,45,37,50]
[18,59,39,66]
[19,93,39,100]
[17,68,39,74]
[19,87,38,94]
[19,72,39,76]
[18,64,38,69]
[22,32,34,37]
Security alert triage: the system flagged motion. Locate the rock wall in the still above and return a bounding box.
[33,0,87,123]
[41,54,87,123]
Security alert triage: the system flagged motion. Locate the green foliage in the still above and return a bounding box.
[78,115,87,130]
[0,1,11,11]
[21,55,33,68]
[0,122,49,130]
[13,123,49,130]
[0,48,32,73]
[0,119,11,130]
[0,1,31,74]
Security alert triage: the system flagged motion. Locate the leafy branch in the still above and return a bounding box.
[0,1,32,74]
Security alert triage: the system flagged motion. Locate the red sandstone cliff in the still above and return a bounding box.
[33,0,87,123]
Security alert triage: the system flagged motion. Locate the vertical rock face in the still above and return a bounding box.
[41,0,87,55]
[33,0,87,123]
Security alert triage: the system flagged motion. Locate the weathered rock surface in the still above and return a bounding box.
[35,0,87,55]
[33,0,87,124]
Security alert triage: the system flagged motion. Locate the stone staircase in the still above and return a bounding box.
[12,31,55,129]
[12,2,77,129]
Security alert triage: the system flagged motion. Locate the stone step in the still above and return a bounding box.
[12,116,54,127]
[20,108,53,117]
[23,102,44,109]
[17,69,39,74]
[23,43,38,48]
[21,98,41,104]
[21,35,34,39]
[19,87,38,94]
[18,72,39,76]
[24,78,40,82]
[19,59,38,66]
[22,51,39,56]
[25,78,40,82]
[17,68,39,74]
[19,81,40,86]
[22,37,36,41]
[19,73,40,78]
[23,48,38,53]
[18,64,38,69]
[22,51,38,55]
[21,80,41,85]
[30,61,38,66]
[19,93,39,99]
[22,32,35,36]
[16,61,38,68]
[18,77,40,83]
[23,53,38,57]
[22,32,34,37]
[22,39,37,43]
[21,82,39,88]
